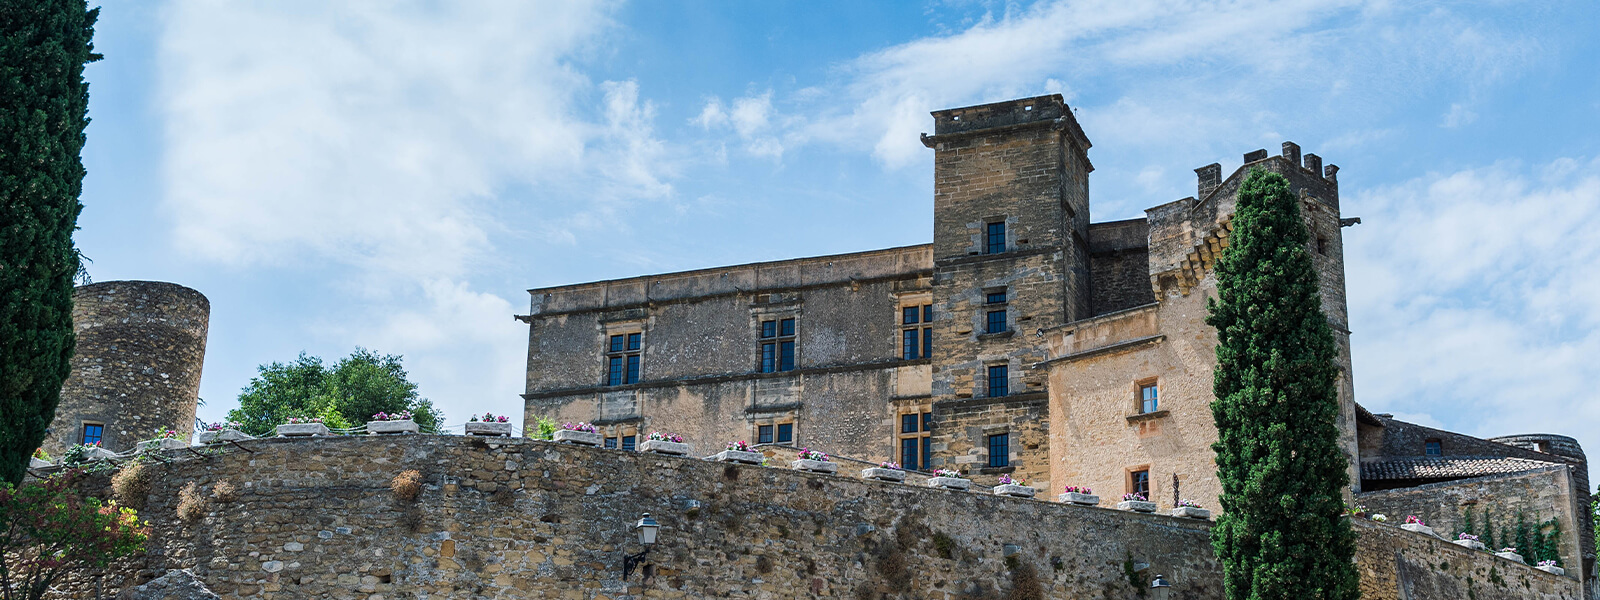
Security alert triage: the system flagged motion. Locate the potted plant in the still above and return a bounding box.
[927,469,970,491]
[713,441,762,464]
[1399,516,1434,537]
[464,413,513,436]
[1370,514,1388,523]
[791,448,838,474]
[861,462,905,482]
[1494,547,1524,564]
[58,442,115,467]
[1171,499,1210,519]
[1058,485,1099,506]
[276,416,330,437]
[368,410,420,435]
[198,421,252,444]
[1452,533,1485,551]
[137,429,189,453]
[1535,560,1564,575]
[639,432,691,456]
[1116,493,1156,513]
[991,474,1035,498]
[1343,503,1368,518]
[553,422,602,446]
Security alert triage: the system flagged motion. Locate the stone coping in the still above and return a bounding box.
[1348,518,1569,580]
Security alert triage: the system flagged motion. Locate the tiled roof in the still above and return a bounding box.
[1361,457,1560,481]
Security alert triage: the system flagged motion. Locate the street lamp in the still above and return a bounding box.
[623,513,659,579]
[1150,573,1171,600]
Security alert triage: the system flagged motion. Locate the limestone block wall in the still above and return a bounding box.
[1353,519,1578,600]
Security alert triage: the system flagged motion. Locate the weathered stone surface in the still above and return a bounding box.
[463,421,512,437]
[115,569,218,600]
[366,419,418,435]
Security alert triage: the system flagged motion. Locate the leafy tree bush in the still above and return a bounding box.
[1207,170,1359,600]
[226,348,441,435]
[0,470,147,600]
[524,415,558,440]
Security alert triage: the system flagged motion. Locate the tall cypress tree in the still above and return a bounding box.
[0,1,98,484]
[1207,169,1359,600]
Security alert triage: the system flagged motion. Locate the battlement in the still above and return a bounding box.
[1192,141,1339,199]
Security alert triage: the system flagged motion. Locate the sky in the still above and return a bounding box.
[77,1,1600,459]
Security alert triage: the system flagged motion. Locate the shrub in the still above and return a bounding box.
[211,480,239,502]
[111,462,153,509]
[0,470,149,600]
[176,481,206,522]
[525,415,559,440]
[392,470,423,502]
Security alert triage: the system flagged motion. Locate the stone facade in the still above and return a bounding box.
[45,281,210,455]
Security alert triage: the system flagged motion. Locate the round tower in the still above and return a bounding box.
[43,281,210,454]
[1489,433,1587,464]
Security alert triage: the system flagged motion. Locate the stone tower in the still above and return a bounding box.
[43,281,210,454]
[919,95,1093,485]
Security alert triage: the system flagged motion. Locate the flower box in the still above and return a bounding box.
[29,457,51,468]
[83,446,118,460]
[1399,523,1435,537]
[1172,506,1211,519]
[553,429,602,446]
[1536,564,1565,576]
[137,438,189,453]
[927,476,971,491]
[861,467,905,482]
[1451,539,1486,551]
[1058,492,1100,506]
[993,484,1036,498]
[368,419,419,435]
[713,449,763,464]
[1117,500,1157,513]
[639,440,691,456]
[792,459,838,474]
[276,423,330,437]
[198,429,252,444]
[464,422,512,437]
[1494,551,1524,564]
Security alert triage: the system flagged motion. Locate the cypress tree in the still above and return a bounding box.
[0,1,98,484]
[1514,513,1531,555]
[1208,169,1359,600]
[1463,508,1476,538]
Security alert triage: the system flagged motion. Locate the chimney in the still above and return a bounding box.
[1195,163,1221,198]
[1324,164,1339,184]
[1243,149,1268,163]
[1303,153,1322,175]
[1282,142,1301,167]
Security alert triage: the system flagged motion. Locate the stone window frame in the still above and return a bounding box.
[751,304,801,374]
[985,431,1010,468]
[1424,438,1442,457]
[752,412,798,447]
[601,321,646,387]
[602,424,639,451]
[80,420,105,446]
[895,404,933,470]
[983,217,1008,255]
[1135,377,1159,414]
[896,292,934,361]
[1126,465,1152,498]
[981,286,1010,336]
[984,361,1011,398]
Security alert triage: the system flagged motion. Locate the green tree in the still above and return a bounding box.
[1513,512,1531,556]
[226,348,441,435]
[0,1,99,485]
[0,469,148,600]
[1207,169,1359,600]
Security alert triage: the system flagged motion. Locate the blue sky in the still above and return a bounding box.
[77,1,1600,457]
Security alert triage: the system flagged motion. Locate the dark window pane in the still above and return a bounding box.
[923,327,932,358]
[625,355,641,384]
[902,329,919,359]
[986,291,1007,304]
[987,434,1010,467]
[922,412,933,432]
[922,436,932,470]
[777,423,792,443]
[901,414,918,434]
[903,306,919,325]
[988,365,1009,397]
[622,436,636,452]
[604,437,617,449]
[82,424,103,445]
[627,333,641,351]
[758,425,774,444]
[1141,384,1159,413]
[986,310,1007,334]
[779,341,795,371]
[609,335,624,353]
[1132,470,1150,497]
[761,320,776,338]
[1425,440,1442,456]
[780,318,795,337]
[761,343,776,373]
[922,305,932,323]
[901,438,919,471]
[607,356,624,385]
[986,221,1006,254]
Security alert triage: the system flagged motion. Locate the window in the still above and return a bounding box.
[901,303,933,359]
[985,221,1006,254]
[604,332,643,385]
[604,437,617,449]
[986,290,1007,304]
[776,423,793,444]
[897,409,933,470]
[987,364,1009,397]
[1140,382,1159,413]
[1425,439,1442,457]
[985,290,1007,334]
[758,424,774,445]
[1130,469,1150,497]
[760,318,797,372]
[987,433,1010,467]
[81,423,103,446]
[621,435,636,452]
[1316,236,1328,255]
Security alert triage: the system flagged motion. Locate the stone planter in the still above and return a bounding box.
[198,429,252,444]
[464,422,512,437]
[1399,523,1435,537]
[792,459,838,474]
[1452,539,1486,551]
[639,440,691,456]
[84,446,118,460]
[1058,492,1100,506]
[1494,551,1525,564]
[927,477,971,491]
[713,449,763,464]
[861,467,905,482]
[276,423,330,437]
[1117,500,1157,513]
[29,457,51,468]
[1536,564,1565,576]
[993,484,1036,498]
[553,429,602,446]
[368,419,419,435]
[137,438,189,453]
[1172,506,1212,519]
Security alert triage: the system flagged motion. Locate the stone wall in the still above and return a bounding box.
[47,281,209,454]
[1087,219,1154,316]
[1353,519,1578,600]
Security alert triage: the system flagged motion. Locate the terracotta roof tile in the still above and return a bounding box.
[1361,457,1559,481]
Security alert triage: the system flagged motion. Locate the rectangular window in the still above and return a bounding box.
[901,304,932,360]
[1140,382,1159,413]
[897,410,933,471]
[759,318,798,372]
[902,329,919,359]
[607,356,624,386]
[1425,439,1442,457]
[776,423,793,444]
[627,332,641,350]
[1131,469,1150,497]
[987,364,1009,397]
[986,310,1007,334]
[780,318,795,337]
[986,221,1006,254]
[761,320,777,338]
[986,290,1007,304]
[621,435,636,452]
[626,355,641,384]
[81,423,103,446]
[922,327,932,358]
[604,437,617,449]
[761,343,776,372]
[609,335,624,353]
[758,424,774,445]
[901,438,920,471]
[604,332,643,385]
[779,341,795,371]
[903,306,920,325]
[987,433,1010,467]
[901,413,919,434]
[922,305,932,323]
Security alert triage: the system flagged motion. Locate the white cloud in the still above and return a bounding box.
[1442,103,1477,128]
[691,90,784,159]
